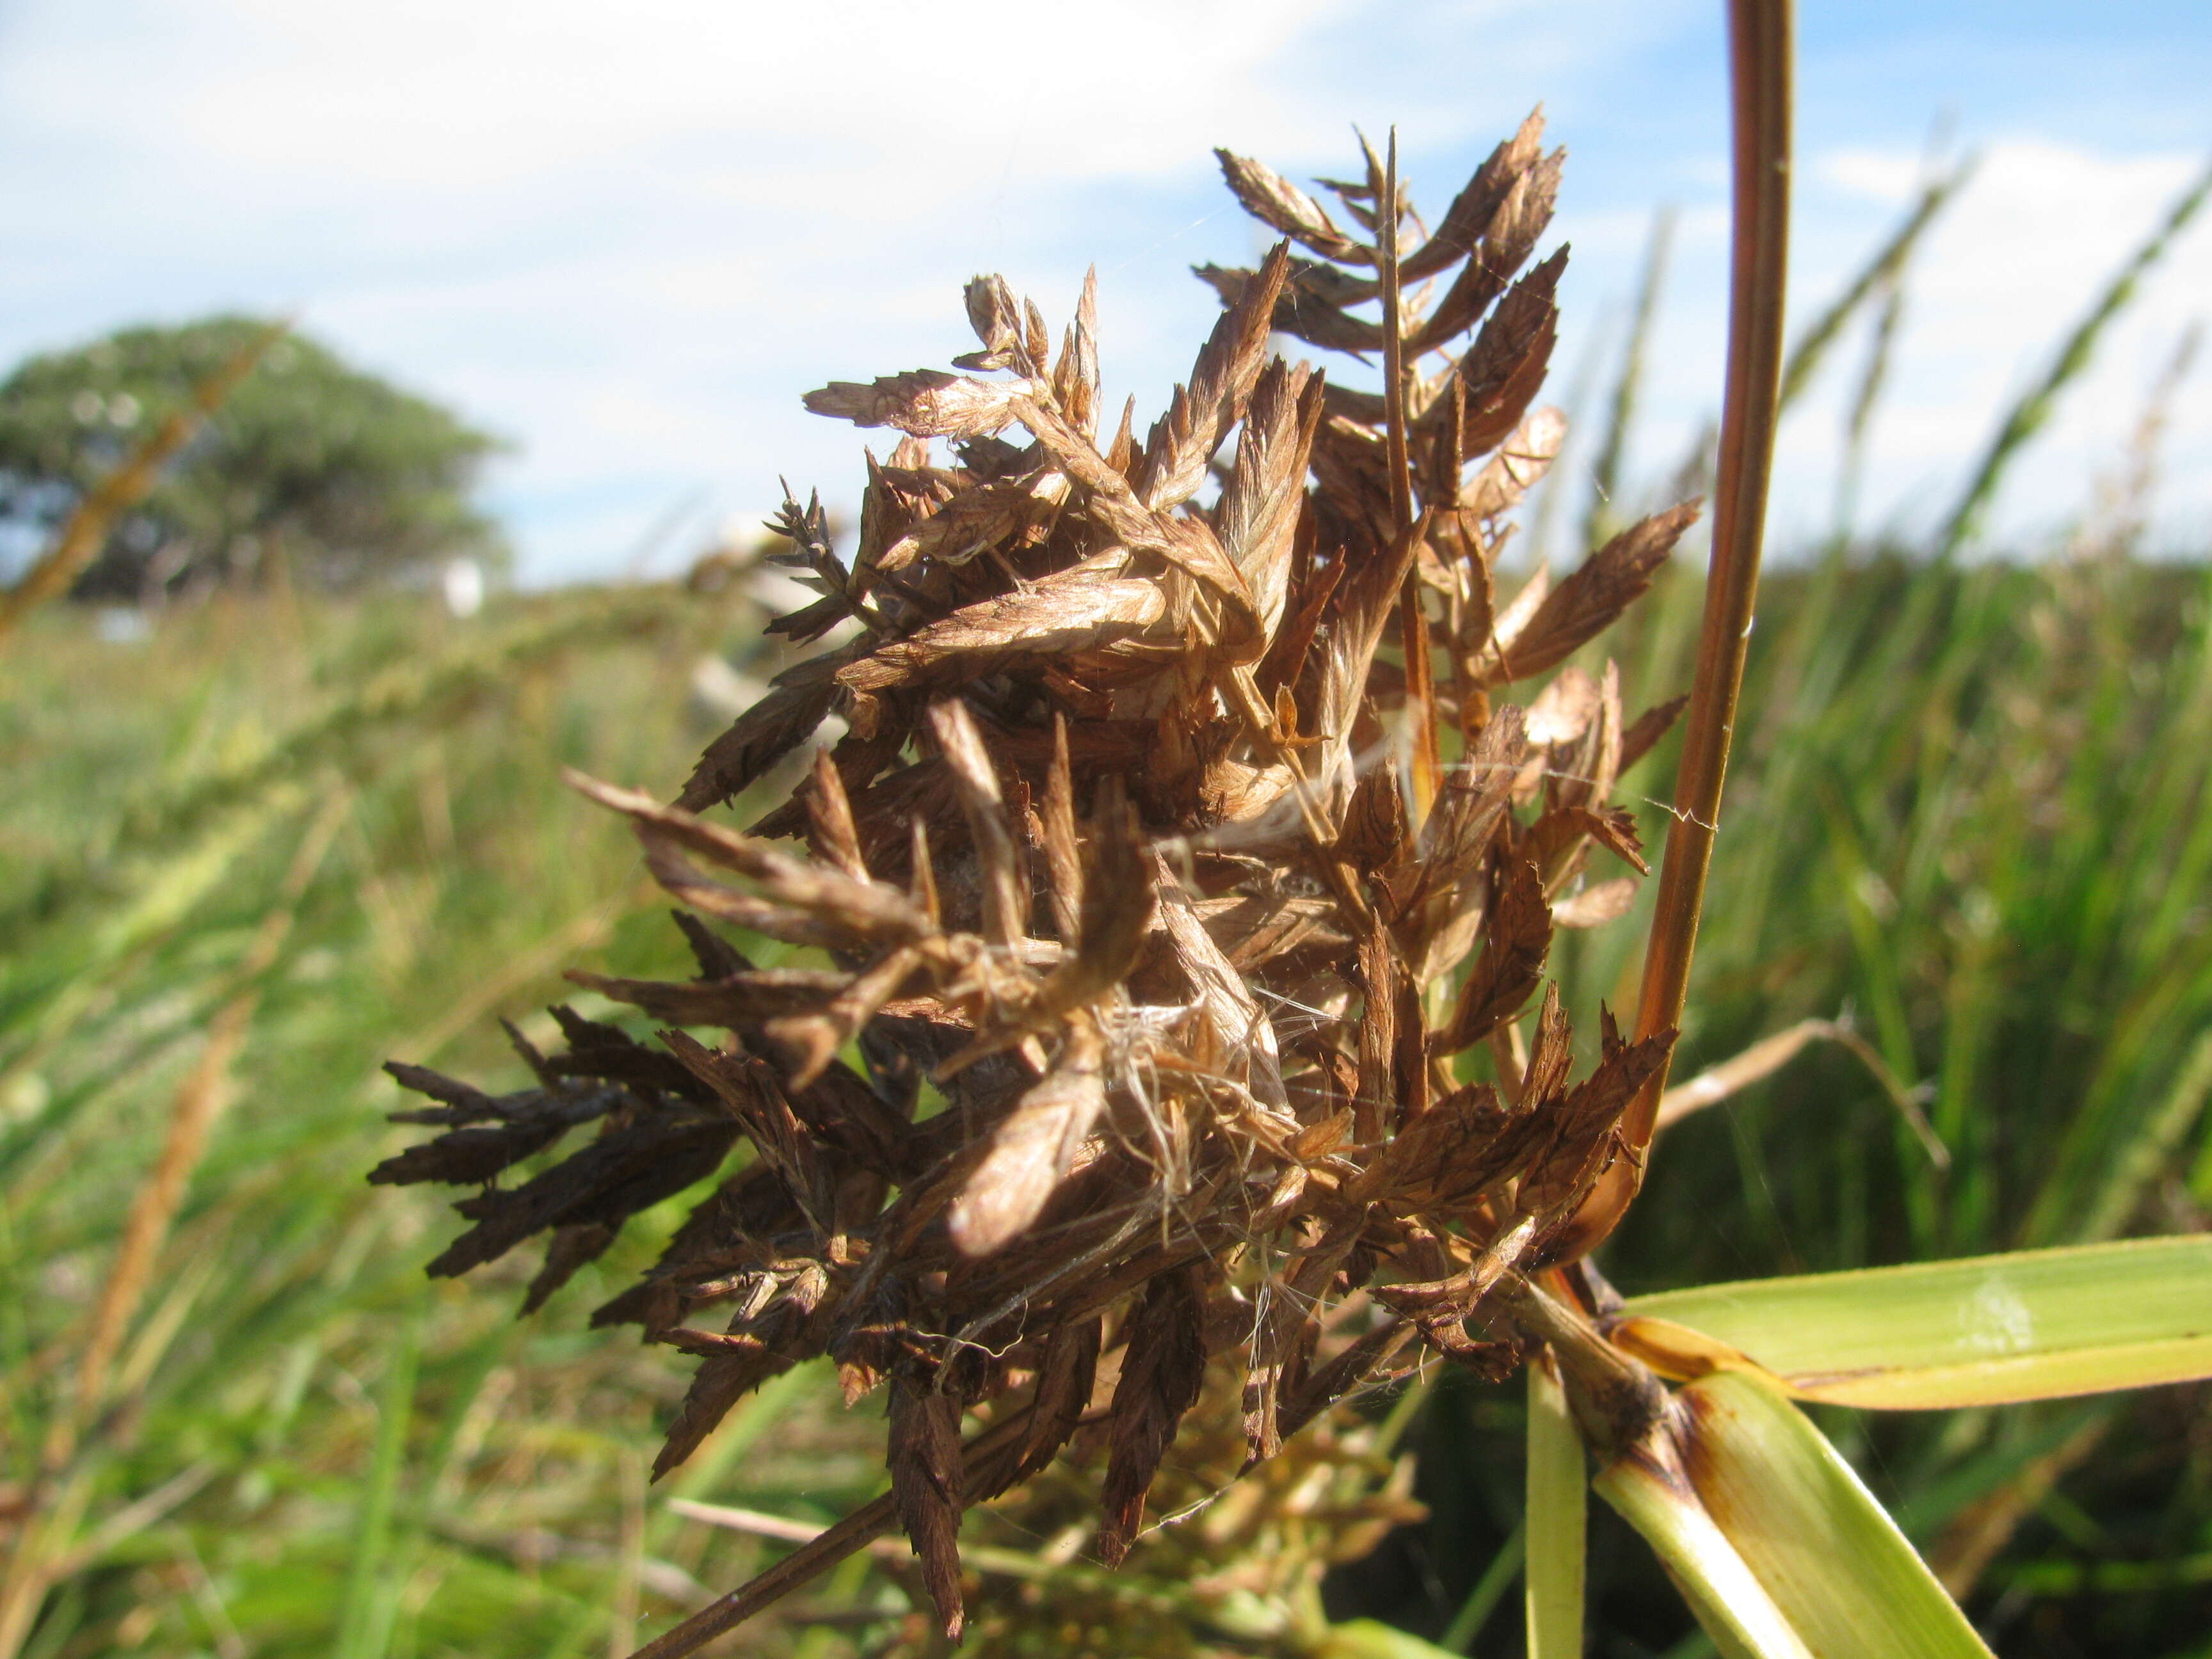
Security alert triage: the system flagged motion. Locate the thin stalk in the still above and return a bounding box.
[1832,278,1905,539]
[1443,1521,1523,1652]
[335,1310,423,1659]
[0,322,284,646]
[1777,157,1968,417]
[1585,206,1676,549]
[1936,157,2212,559]
[1380,130,1441,821]
[2076,1029,2212,1244]
[1560,0,1793,1260]
[1523,1356,1585,1659]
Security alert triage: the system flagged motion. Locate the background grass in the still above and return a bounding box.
[1356,548,2212,1658]
[5,542,2209,1659]
[7,153,2212,1658]
[0,584,899,1659]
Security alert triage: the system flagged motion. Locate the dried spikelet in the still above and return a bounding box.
[875,1349,1428,1659]
[374,118,1699,1652]
[889,1368,968,1638]
[947,1014,1107,1258]
[1096,1264,1208,1567]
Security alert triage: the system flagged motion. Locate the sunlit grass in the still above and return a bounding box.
[4,543,2208,1656]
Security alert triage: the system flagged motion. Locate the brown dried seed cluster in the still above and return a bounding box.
[373,111,1695,1644]
[876,1347,1427,1659]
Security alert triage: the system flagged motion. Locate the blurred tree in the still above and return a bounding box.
[0,315,507,598]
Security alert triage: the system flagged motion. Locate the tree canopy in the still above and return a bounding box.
[0,315,507,598]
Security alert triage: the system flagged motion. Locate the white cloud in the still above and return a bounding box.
[18,0,1356,189]
[0,2,2204,581]
[1816,147,1925,204]
[0,0,1418,579]
[1528,137,2212,561]
[1775,140,2212,550]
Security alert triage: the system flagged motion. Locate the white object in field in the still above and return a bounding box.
[689,653,764,719]
[95,606,151,644]
[442,557,485,618]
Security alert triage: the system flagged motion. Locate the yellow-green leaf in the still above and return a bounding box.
[1612,1235,2212,1408]
[1596,1447,1810,1659]
[1312,1619,1470,1659]
[1595,1369,1992,1658]
[1523,1354,1585,1658]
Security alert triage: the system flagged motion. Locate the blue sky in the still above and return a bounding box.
[1,1,2207,584]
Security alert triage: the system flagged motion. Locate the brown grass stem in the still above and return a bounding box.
[1559,0,1792,1262]
[56,793,345,1461]
[1381,132,1443,822]
[0,321,284,646]
[625,1409,1039,1659]
[1654,1015,1946,1169]
[0,795,344,1659]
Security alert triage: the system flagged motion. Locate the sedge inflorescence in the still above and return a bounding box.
[373,110,1696,1642]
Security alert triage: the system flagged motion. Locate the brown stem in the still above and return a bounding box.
[1493,1272,1667,1464]
[1378,129,1414,543]
[0,796,344,1659]
[628,1491,902,1659]
[0,321,284,645]
[1928,1409,2112,1598]
[1556,0,1792,1262]
[624,1397,1042,1659]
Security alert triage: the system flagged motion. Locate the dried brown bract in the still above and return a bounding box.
[374,114,1696,1651]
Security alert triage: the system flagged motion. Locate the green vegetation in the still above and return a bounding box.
[0,582,794,1658]
[4,55,2210,1659]
[1350,550,2212,1656]
[2,536,2208,1656]
[0,317,505,600]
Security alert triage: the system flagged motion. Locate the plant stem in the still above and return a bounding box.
[1557,0,1792,1261]
[0,323,284,646]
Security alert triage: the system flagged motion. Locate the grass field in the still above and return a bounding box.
[1377,547,2212,1658]
[4,535,2209,1658]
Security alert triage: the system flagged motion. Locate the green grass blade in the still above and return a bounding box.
[2081,1030,2212,1242]
[1598,1369,1992,1657]
[335,1307,422,1659]
[1523,1354,1585,1659]
[1831,275,1905,536]
[1313,1621,1473,1659]
[1936,156,2212,558]
[1614,1235,2212,1407]
[1777,157,1968,416]
[1595,1439,1809,1659]
[1584,205,1675,549]
[1440,1521,1521,1653]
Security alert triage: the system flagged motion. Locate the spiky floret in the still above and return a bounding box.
[373,112,1698,1649]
